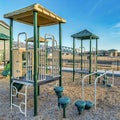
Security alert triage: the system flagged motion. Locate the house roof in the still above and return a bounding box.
[71,29,99,40]
[0,33,9,40]
[108,49,118,52]
[0,20,9,29]
[4,3,66,26]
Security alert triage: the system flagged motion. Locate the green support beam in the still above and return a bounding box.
[37,26,40,96]
[81,40,83,70]
[33,11,38,116]
[81,39,83,79]
[73,38,75,82]
[59,23,62,86]
[10,18,13,104]
[46,42,48,74]
[96,39,98,72]
[89,37,92,84]
[4,40,6,67]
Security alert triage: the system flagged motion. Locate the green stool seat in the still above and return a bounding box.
[85,101,94,110]
[75,100,86,115]
[2,70,10,76]
[59,97,70,118]
[75,100,86,108]
[54,86,64,108]
[59,97,70,107]
[106,84,113,87]
[54,86,64,97]
[54,86,64,92]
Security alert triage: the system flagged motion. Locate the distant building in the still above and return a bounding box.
[98,49,118,57]
[0,20,10,61]
[0,20,9,35]
[108,49,118,56]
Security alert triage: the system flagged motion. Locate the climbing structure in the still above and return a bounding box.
[4,3,66,116]
[71,29,99,83]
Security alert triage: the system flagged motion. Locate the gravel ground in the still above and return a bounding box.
[0,72,120,120]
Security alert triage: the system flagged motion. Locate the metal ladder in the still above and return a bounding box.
[11,32,28,116]
[11,82,28,116]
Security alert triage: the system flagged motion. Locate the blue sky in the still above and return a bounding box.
[0,0,120,51]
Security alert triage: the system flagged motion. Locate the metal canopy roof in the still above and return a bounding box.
[27,36,46,42]
[71,29,99,40]
[0,33,9,40]
[4,3,66,26]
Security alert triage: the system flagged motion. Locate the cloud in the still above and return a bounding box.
[112,31,120,35]
[114,22,120,28]
[89,0,103,15]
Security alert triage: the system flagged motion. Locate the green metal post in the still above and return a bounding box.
[4,40,6,67]
[96,38,100,82]
[81,39,83,79]
[81,40,83,70]
[63,107,66,118]
[46,42,48,73]
[73,38,75,82]
[89,37,92,84]
[33,11,38,116]
[37,26,40,96]
[96,39,98,72]
[59,23,62,86]
[10,18,13,104]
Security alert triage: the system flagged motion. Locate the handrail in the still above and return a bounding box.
[82,72,98,100]
[15,32,27,79]
[94,72,106,109]
[18,32,27,49]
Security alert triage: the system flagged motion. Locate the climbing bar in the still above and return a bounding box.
[82,72,98,100]
[94,72,106,109]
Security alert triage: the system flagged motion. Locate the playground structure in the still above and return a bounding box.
[71,29,99,82]
[4,3,66,116]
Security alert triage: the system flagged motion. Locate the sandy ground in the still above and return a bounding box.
[0,72,120,120]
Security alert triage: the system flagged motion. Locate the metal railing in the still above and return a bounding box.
[94,72,106,109]
[82,72,97,100]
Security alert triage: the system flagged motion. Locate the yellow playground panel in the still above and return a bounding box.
[12,48,26,77]
[12,37,47,78]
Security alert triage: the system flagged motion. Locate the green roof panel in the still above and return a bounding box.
[71,29,99,40]
[0,33,9,40]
